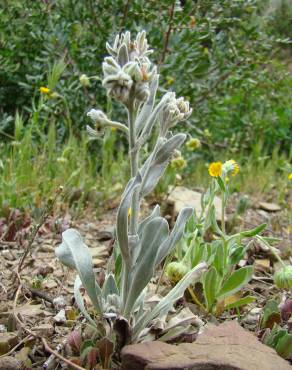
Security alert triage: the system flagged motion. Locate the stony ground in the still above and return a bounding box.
[0,188,291,369]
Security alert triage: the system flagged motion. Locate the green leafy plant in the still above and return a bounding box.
[261,299,292,360]
[55,31,207,350]
[166,159,267,314]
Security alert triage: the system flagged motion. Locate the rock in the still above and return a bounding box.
[53,296,66,310]
[32,323,54,336]
[0,356,22,370]
[12,303,44,318]
[243,307,262,326]
[167,186,223,221]
[0,332,18,355]
[121,321,291,370]
[96,226,114,240]
[53,309,66,324]
[259,202,281,212]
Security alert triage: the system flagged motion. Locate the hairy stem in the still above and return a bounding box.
[221,193,226,235]
[128,101,139,235]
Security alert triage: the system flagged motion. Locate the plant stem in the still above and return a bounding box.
[155,254,171,294]
[187,287,207,313]
[128,101,139,235]
[221,193,226,235]
[256,236,285,267]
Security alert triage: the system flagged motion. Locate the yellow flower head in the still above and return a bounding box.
[288,173,292,180]
[171,156,187,170]
[208,162,222,177]
[166,76,174,85]
[39,86,50,94]
[223,159,239,176]
[186,138,201,151]
[79,74,90,87]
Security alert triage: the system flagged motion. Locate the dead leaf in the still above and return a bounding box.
[15,347,32,368]
[13,303,44,318]
[97,338,114,369]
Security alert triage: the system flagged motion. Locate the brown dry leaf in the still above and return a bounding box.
[165,307,203,332]
[254,259,270,273]
[97,338,114,369]
[15,347,32,368]
[66,308,77,321]
[0,332,19,355]
[12,303,44,318]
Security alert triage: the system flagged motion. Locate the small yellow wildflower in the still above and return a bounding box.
[79,74,90,87]
[208,162,222,177]
[230,159,240,176]
[223,159,240,176]
[166,76,174,85]
[171,157,187,170]
[186,138,201,151]
[128,208,132,217]
[39,86,50,94]
[225,176,230,183]
[288,173,292,180]
[203,129,211,138]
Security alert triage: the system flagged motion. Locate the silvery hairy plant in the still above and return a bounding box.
[56,31,207,344]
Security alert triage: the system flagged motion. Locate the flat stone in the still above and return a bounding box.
[168,186,223,221]
[121,321,291,370]
[259,202,281,212]
[0,332,18,355]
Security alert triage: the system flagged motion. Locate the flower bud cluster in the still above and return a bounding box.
[160,93,192,134]
[87,109,108,126]
[186,137,201,151]
[102,31,156,104]
[222,159,240,176]
[166,261,189,283]
[274,266,292,290]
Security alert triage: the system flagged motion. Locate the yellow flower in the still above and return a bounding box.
[223,159,240,176]
[288,173,292,180]
[230,159,240,176]
[208,162,222,177]
[166,76,174,85]
[171,157,187,170]
[128,208,131,217]
[39,86,50,94]
[186,138,201,151]
[79,74,90,87]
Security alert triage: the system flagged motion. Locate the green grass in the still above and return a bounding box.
[0,112,129,216]
[181,142,292,206]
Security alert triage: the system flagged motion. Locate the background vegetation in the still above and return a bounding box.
[0,0,291,214]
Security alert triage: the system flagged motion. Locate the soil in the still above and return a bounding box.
[0,193,291,369]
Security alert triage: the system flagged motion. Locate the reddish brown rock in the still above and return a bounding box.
[121,321,291,370]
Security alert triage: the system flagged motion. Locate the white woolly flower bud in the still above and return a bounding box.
[160,93,192,134]
[87,109,108,124]
[102,71,133,103]
[79,74,90,87]
[135,81,150,102]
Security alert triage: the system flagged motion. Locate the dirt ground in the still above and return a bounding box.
[0,193,291,368]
